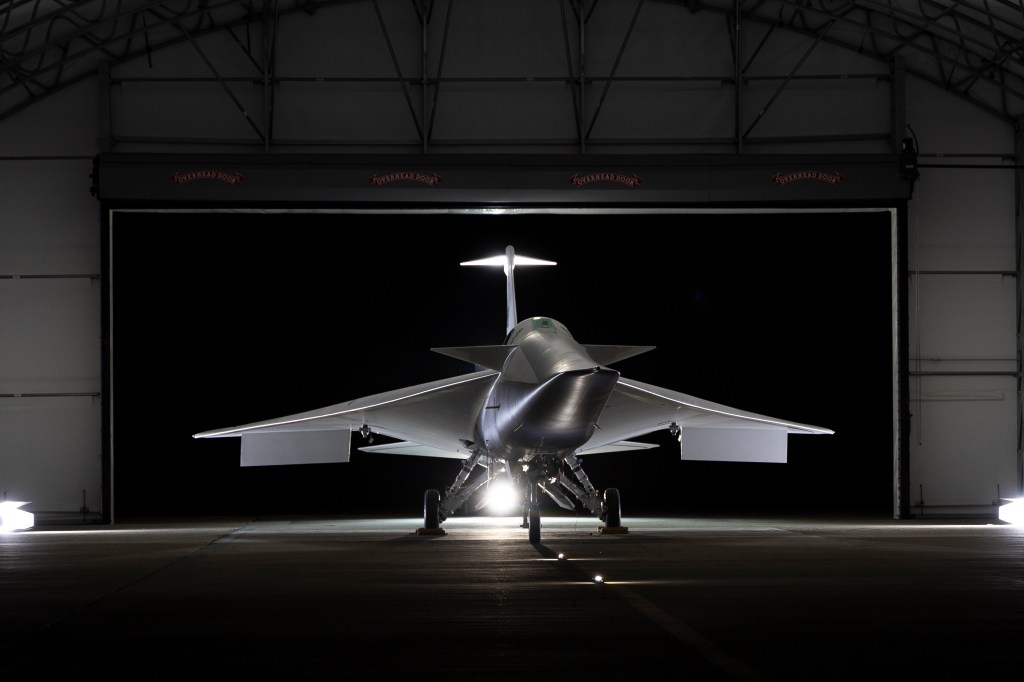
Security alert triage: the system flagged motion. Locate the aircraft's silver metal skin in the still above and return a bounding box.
[194,246,833,542]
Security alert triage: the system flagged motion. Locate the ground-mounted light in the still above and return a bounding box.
[593,575,604,584]
[0,501,34,533]
[557,553,565,560]
[998,498,1023,525]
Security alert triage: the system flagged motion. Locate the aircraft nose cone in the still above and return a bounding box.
[513,368,620,449]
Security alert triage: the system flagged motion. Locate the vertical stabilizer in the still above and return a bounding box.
[460,245,556,335]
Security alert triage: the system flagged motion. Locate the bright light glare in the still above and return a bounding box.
[557,553,565,560]
[460,255,557,267]
[593,575,604,584]
[485,481,520,514]
[0,501,34,532]
[999,498,1023,525]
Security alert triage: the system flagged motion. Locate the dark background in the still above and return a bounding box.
[111,210,893,519]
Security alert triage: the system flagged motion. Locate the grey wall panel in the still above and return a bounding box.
[908,376,1017,509]
[0,160,98,274]
[272,2,412,74]
[905,78,1014,153]
[0,278,100,394]
[272,84,440,142]
[0,277,101,518]
[0,398,102,514]
[910,170,1016,272]
[587,82,736,142]
[0,85,102,519]
[593,4,733,74]
[437,2,569,74]
[904,77,1019,516]
[743,80,889,143]
[0,81,97,156]
[910,275,1017,362]
[427,83,579,144]
[111,24,259,79]
[111,82,265,141]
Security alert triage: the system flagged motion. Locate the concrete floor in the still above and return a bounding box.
[2,513,1022,681]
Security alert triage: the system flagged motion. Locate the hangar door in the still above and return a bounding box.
[105,204,898,521]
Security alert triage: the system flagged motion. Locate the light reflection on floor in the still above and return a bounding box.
[9,513,1019,540]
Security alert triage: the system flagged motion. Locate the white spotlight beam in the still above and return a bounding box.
[998,498,1023,525]
[0,501,34,532]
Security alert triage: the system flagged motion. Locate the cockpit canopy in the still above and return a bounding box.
[504,317,573,344]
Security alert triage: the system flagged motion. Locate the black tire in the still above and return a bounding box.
[528,506,541,544]
[423,489,441,529]
[603,488,621,527]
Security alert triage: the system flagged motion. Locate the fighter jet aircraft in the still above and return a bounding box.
[193,246,833,542]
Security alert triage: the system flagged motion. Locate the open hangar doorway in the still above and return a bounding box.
[104,207,897,522]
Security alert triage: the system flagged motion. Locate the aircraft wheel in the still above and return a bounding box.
[603,488,621,527]
[423,489,441,529]
[528,506,541,544]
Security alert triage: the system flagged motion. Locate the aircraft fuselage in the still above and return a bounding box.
[477,317,619,462]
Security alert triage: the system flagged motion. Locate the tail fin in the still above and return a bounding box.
[460,245,556,335]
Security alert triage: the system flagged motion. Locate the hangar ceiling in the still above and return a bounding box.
[2,0,1023,148]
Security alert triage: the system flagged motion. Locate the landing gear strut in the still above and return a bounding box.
[419,450,626,540]
[528,482,541,544]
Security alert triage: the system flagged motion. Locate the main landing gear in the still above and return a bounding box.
[602,487,621,526]
[416,489,447,536]
[527,481,541,544]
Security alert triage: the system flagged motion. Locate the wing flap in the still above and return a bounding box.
[241,430,351,467]
[680,427,788,463]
